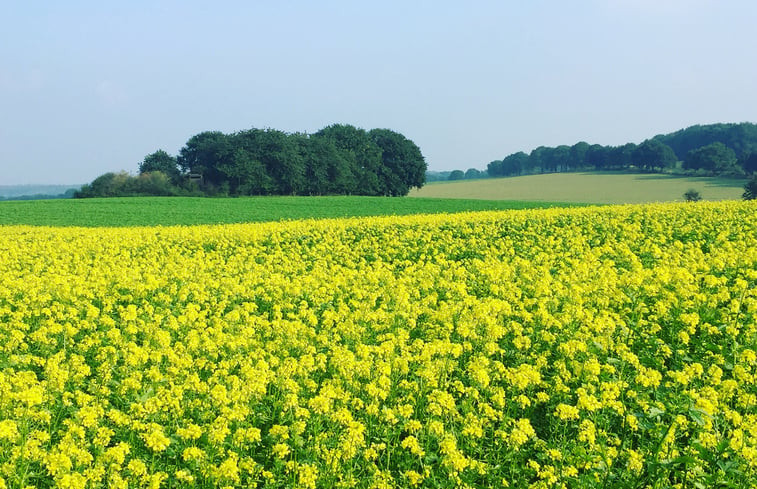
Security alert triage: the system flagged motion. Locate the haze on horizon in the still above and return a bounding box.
[2,0,756,185]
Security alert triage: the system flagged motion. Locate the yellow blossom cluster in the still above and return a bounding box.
[0,201,755,488]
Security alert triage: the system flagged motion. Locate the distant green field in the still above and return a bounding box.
[0,196,577,227]
[410,172,746,204]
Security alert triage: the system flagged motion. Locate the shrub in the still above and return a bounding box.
[744,175,757,200]
[75,171,185,198]
[684,189,702,202]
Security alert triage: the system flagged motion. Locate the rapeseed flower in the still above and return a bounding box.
[0,201,754,487]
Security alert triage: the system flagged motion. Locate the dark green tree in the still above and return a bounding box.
[177,131,233,189]
[292,135,327,195]
[464,168,483,179]
[448,170,465,180]
[139,150,180,183]
[218,148,271,195]
[486,159,504,176]
[610,143,637,169]
[502,152,529,176]
[529,146,550,173]
[586,144,611,171]
[232,129,305,195]
[743,176,757,200]
[294,135,355,195]
[654,122,757,160]
[738,152,757,174]
[369,128,427,196]
[551,145,571,172]
[683,142,739,173]
[314,124,383,195]
[684,189,702,202]
[539,147,559,173]
[632,139,677,172]
[536,146,571,173]
[570,142,590,169]
[139,124,427,197]
[479,122,757,178]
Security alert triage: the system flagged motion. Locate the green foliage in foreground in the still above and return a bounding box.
[0,196,578,227]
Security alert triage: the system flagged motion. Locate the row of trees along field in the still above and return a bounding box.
[485,122,757,178]
[76,124,426,198]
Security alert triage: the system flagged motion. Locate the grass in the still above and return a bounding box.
[409,172,747,204]
[0,195,577,227]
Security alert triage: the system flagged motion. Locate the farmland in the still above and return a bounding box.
[1,201,755,488]
[0,196,574,227]
[409,172,747,204]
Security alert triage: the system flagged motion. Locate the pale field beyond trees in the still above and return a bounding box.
[409,173,746,204]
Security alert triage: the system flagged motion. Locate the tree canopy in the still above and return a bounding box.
[369,128,427,195]
[139,150,181,182]
[632,139,678,172]
[654,122,757,159]
[485,122,756,179]
[78,124,426,198]
[684,142,739,173]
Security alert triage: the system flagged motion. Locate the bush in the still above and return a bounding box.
[684,189,702,202]
[74,172,129,198]
[132,172,179,196]
[75,171,186,198]
[744,176,757,200]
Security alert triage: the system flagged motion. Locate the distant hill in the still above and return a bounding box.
[0,185,80,200]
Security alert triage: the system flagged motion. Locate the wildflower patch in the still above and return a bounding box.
[0,202,755,488]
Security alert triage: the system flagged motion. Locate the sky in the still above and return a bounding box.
[2,0,756,185]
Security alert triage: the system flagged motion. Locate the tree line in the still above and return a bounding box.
[480,122,757,179]
[76,124,427,198]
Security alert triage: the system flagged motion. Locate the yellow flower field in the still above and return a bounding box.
[1,201,756,488]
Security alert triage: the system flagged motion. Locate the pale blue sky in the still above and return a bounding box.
[2,1,756,184]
